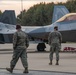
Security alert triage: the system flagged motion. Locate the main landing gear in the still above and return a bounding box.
[37,43,46,51]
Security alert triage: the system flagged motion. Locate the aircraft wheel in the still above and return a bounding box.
[37,43,46,51]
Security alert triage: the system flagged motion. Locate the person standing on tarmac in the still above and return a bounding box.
[6,24,29,73]
[48,26,62,65]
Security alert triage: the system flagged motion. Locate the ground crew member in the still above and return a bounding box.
[48,26,62,65]
[6,24,29,73]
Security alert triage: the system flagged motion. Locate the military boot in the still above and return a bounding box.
[55,60,59,65]
[49,60,52,65]
[6,68,13,73]
[23,67,29,73]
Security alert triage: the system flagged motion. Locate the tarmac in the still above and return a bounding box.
[0,43,76,75]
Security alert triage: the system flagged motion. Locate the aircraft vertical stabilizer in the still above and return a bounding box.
[0,10,16,25]
[52,5,69,23]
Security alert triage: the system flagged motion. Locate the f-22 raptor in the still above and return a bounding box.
[0,5,76,51]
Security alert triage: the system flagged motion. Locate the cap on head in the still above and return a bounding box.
[16,24,21,29]
[54,26,58,30]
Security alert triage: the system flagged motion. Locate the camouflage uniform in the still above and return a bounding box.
[10,30,29,69]
[48,30,62,64]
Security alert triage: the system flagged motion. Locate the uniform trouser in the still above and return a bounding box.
[49,43,60,61]
[10,47,28,69]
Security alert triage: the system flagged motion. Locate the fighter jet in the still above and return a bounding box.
[32,12,76,43]
[0,5,76,51]
[27,6,76,43]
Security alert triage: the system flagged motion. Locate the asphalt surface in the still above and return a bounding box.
[0,69,76,75]
[0,43,76,75]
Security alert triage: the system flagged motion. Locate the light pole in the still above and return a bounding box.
[21,0,23,25]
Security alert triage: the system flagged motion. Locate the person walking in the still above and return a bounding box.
[48,26,62,65]
[6,24,29,73]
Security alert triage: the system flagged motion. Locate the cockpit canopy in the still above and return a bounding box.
[56,13,76,22]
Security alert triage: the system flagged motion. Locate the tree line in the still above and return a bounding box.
[0,0,76,26]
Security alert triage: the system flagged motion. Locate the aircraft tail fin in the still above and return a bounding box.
[0,10,16,25]
[52,5,69,23]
